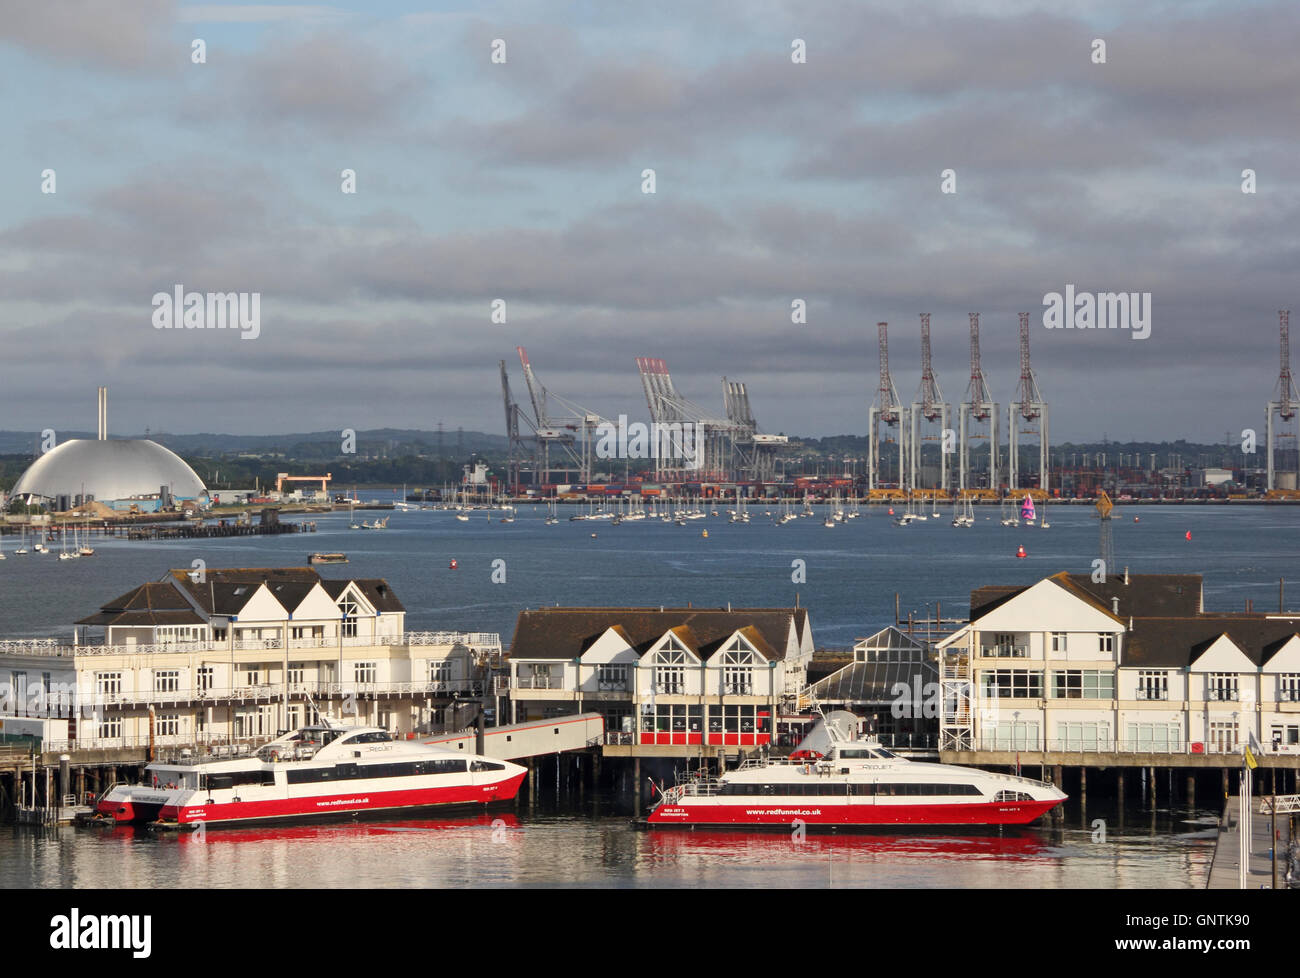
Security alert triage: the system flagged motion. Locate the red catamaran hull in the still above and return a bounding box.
[99,773,527,828]
[647,798,1062,827]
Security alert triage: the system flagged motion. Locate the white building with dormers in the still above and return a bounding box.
[504,607,814,750]
[0,567,500,749]
[937,571,1300,757]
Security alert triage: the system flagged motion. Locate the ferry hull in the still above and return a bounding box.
[647,798,1062,828]
[98,773,526,828]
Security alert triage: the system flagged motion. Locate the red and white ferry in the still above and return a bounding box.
[94,717,526,829]
[647,712,1066,829]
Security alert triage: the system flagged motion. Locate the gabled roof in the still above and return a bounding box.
[808,657,938,704]
[76,581,205,627]
[510,607,807,661]
[1054,572,1202,619]
[729,625,778,661]
[320,579,405,614]
[1124,616,1300,668]
[169,567,320,616]
[968,572,1203,624]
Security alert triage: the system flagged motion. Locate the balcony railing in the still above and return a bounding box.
[1134,688,1169,700]
[3,680,486,715]
[979,644,1029,658]
[0,631,502,659]
[1206,688,1239,702]
[512,675,559,690]
[597,679,630,691]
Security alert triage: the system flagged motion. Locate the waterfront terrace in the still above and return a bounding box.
[0,568,501,752]
[504,606,813,756]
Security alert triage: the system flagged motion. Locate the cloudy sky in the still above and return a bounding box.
[1,0,1297,443]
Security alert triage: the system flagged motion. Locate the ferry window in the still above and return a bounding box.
[471,761,505,772]
[874,748,897,759]
[351,731,391,743]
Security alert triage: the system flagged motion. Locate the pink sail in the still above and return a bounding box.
[1020,495,1036,521]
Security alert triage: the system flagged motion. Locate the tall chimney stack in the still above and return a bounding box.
[97,386,107,440]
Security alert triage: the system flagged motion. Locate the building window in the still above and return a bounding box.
[720,646,758,694]
[1209,720,1236,753]
[654,666,685,694]
[339,598,359,638]
[597,664,627,690]
[353,662,377,684]
[1098,633,1114,654]
[287,663,305,687]
[1270,724,1299,749]
[1050,670,1114,700]
[427,661,453,690]
[95,672,122,698]
[1136,671,1168,700]
[1207,673,1238,701]
[1056,721,1110,751]
[153,670,180,694]
[1124,722,1180,752]
[98,715,122,740]
[981,633,1026,657]
[1279,675,1300,703]
[1050,632,1067,653]
[244,667,261,686]
[156,714,180,737]
[981,670,1043,699]
[213,626,227,641]
[197,666,215,693]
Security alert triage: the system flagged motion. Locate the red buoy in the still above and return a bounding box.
[1185,530,1192,541]
[1016,545,1027,559]
[449,559,458,569]
[888,507,895,515]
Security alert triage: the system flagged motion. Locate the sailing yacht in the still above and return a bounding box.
[999,497,1018,526]
[1039,496,1050,529]
[58,524,78,560]
[1020,494,1036,526]
[77,525,95,556]
[14,526,28,555]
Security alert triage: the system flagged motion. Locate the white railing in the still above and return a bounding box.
[972,739,1281,755]
[40,733,278,754]
[0,631,501,658]
[4,680,487,716]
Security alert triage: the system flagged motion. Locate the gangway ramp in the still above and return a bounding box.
[423,713,603,761]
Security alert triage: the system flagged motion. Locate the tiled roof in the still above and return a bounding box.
[76,581,205,626]
[1124,616,1300,668]
[510,607,807,661]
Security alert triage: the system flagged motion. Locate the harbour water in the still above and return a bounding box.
[0,502,1289,886]
[0,502,1295,646]
[1,793,1218,889]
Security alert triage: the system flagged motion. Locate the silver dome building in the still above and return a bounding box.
[12,439,207,504]
[10,387,207,506]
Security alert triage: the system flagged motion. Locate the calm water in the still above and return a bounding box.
[0,502,1288,887]
[0,793,1218,889]
[1,502,1297,647]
